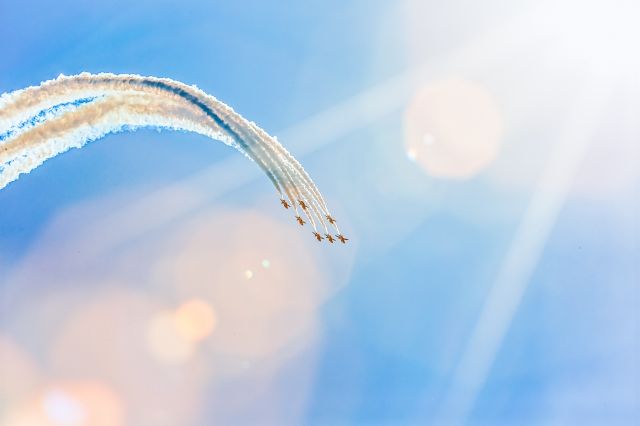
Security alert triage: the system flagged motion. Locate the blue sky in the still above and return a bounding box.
[0,1,638,425]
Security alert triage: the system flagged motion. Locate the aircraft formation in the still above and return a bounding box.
[0,73,347,248]
[281,198,348,244]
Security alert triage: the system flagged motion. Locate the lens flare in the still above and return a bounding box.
[162,208,327,360]
[4,381,124,426]
[48,288,207,425]
[174,299,217,343]
[147,310,196,364]
[404,79,503,179]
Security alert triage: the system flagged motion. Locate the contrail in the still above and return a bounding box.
[0,73,344,241]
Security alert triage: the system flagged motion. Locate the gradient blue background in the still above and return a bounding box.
[1,1,638,425]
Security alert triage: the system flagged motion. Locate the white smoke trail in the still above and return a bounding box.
[0,93,221,188]
[2,75,307,197]
[0,73,344,240]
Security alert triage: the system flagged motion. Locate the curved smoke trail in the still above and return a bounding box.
[0,73,345,242]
